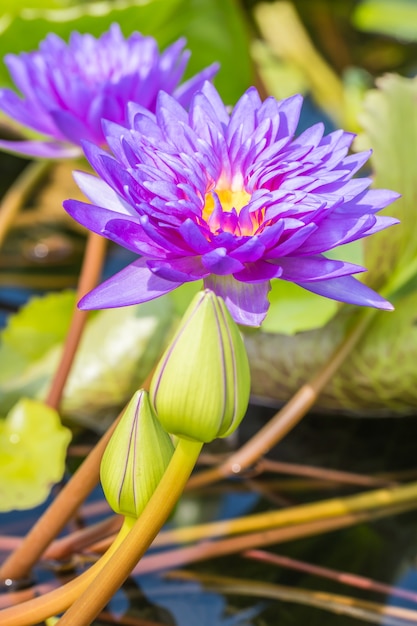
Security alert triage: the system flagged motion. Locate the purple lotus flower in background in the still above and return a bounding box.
[0,24,217,159]
[64,82,398,326]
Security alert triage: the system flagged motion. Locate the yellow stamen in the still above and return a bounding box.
[203,188,251,222]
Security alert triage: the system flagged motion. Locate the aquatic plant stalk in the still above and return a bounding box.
[169,571,417,626]
[1,500,413,613]
[1,487,415,622]
[0,159,51,248]
[158,477,417,546]
[57,438,203,626]
[244,550,417,606]
[187,309,374,489]
[0,439,203,625]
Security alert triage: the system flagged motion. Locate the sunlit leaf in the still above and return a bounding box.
[251,39,308,101]
[0,290,75,362]
[0,398,71,511]
[0,291,174,427]
[248,290,417,415]
[353,0,417,42]
[57,297,175,426]
[262,281,338,335]
[355,73,417,292]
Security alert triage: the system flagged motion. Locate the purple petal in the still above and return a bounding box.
[148,256,209,281]
[0,138,81,159]
[200,81,230,126]
[63,199,132,236]
[202,248,245,274]
[0,88,57,136]
[234,260,283,282]
[78,257,182,310]
[178,219,212,254]
[72,171,136,215]
[229,236,266,263]
[296,275,394,311]
[51,109,98,145]
[204,274,271,326]
[277,255,365,281]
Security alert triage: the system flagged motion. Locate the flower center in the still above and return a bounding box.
[202,188,251,223]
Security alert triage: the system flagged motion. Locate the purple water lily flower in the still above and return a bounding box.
[64,82,399,326]
[0,24,217,159]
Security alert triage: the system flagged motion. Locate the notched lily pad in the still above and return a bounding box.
[0,398,71,511]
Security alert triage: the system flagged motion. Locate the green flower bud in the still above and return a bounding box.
[149,289,251,443]
[100,390,174,519]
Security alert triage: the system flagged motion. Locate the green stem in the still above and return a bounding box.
[57,438,203,626]
[0,439,203,625]
[0,521,131,626]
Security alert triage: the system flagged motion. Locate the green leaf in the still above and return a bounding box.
[353,0,417,42]
[0,398,71,511]
[262,280,338,335]
[355,73,417,292]
[0,291,174,426]
[247,290,417,416]
[0,0,252,104]
[160,0,253,104]
[0,290,75,362]
[57,297,175,426]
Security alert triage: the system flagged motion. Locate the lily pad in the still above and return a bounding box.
[247,290,417,416]
[262,281,338,335]
[0,291,174,427]
[0,398,71,511]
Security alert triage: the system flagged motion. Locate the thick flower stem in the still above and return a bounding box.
[0,159,51,248]
[0,518,132,626]
[0,231,107,583]
[57,438,203,626]
[187,309,375,490]
[0,439,203,625]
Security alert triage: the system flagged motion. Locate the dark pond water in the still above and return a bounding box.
[2,407,417,626]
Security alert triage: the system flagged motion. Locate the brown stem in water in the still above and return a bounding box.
[0,414,121,584]
[244,550,417,606]
[0,231,107,582]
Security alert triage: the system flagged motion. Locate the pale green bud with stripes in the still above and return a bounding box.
[149,289,251,443]
[100,389,174,519]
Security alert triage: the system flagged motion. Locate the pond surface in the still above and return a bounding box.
[2,407,417,626]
